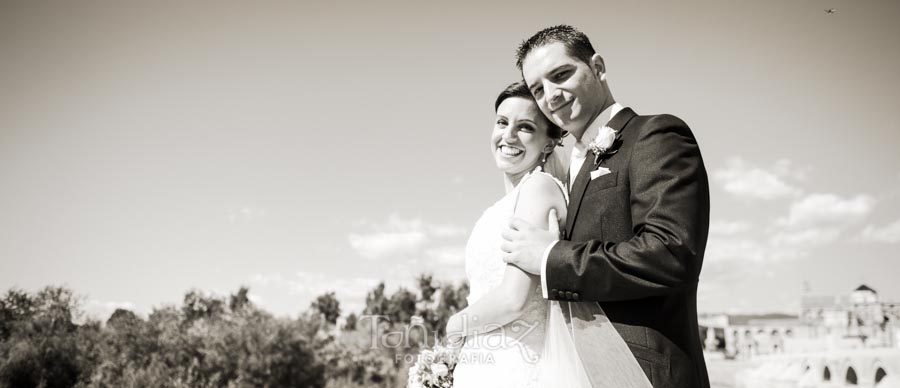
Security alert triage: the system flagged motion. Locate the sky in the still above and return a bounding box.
[1,0,899,320]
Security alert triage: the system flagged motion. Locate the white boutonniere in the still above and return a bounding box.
[587,126,621,165]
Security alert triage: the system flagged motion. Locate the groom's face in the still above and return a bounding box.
[521,42,606,139]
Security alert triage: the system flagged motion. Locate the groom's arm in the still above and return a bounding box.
[539,241,558,298]
[545,115,710,302]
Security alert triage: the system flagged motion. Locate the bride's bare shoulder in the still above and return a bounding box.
[518,172,567,212]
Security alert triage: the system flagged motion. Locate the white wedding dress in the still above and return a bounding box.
[452,169,594,388]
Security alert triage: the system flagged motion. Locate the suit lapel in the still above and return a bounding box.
[607,107,636,132]
[564,107,637,238]
[565,150,595,237]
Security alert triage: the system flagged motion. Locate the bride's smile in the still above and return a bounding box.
[498,144,524,157]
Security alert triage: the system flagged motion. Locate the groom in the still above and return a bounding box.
[502,25,710,388]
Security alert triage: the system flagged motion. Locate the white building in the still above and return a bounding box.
[701,284,900,387]
[701,284,900,360]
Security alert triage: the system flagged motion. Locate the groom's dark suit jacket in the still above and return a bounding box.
[547,108,710,388]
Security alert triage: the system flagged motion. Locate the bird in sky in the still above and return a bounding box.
[825,8,837,15]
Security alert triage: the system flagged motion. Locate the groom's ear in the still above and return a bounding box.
[590,54,606,77]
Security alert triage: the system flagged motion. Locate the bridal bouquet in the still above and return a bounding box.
[407,343,458,388]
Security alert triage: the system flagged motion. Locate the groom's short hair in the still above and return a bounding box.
[516,25,596,71]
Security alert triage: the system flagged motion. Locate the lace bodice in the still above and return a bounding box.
[464,169,567,305]
[464,186,545,309]
[452,169,571,388]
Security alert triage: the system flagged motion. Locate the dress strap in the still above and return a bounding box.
[512,167,569,213]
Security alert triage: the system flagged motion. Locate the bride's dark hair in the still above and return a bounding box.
[494,81,564,141]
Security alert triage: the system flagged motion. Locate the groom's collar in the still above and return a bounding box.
[577,102,624,144]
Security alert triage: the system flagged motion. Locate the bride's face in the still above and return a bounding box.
[492,97,553,176]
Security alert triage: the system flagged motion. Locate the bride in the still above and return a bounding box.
[442,81,652,388]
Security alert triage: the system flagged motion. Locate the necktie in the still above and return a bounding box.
[569,141,589,189]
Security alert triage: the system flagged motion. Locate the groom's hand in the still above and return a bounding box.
[501,209,560,275]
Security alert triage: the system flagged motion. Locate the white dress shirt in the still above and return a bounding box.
[541,102,624,298]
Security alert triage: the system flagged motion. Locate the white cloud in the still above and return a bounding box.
[705,238,767,263]
[704,191,878,264]
[857,218,900,243]
[347,214,467,260]
[777,193,874,228]
[704,227,836,264]
[424,245,466,266]
[721,193,874,260]
[428,224,469,238]
[246,292,266,305]
[713,157,803,200]
[709,220,753,236]
[771,227,841,246]
[348,230,428,260]
[704,237,811,263]
[772,159,812,181]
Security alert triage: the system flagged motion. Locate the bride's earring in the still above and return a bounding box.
[599,72,607,82]
[541,144,554,165]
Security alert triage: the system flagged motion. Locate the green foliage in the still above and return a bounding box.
[0,275,469,388]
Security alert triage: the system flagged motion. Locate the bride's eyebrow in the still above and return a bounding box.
[516,119,536,126]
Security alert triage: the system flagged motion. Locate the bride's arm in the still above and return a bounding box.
[445,173,566,344]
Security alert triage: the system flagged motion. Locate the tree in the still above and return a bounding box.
[311,292,341,326]
[416,274,437,303]
[106,308,141,331]
[264,323,327,388]
[342,312,358,331]
[363,283,390,318]
[0,340,41,388]
[229,286,252,313]
[0,289,35,342]
[33,286,79,334]
[182,290,226,322]
[0,287,86,388]
[425,281,470,337]
[387,287,417,325]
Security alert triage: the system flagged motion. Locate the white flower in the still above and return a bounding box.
[591,126,617,153]
[430,362,449,377]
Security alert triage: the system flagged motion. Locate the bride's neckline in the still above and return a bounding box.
[506,166,545,193]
